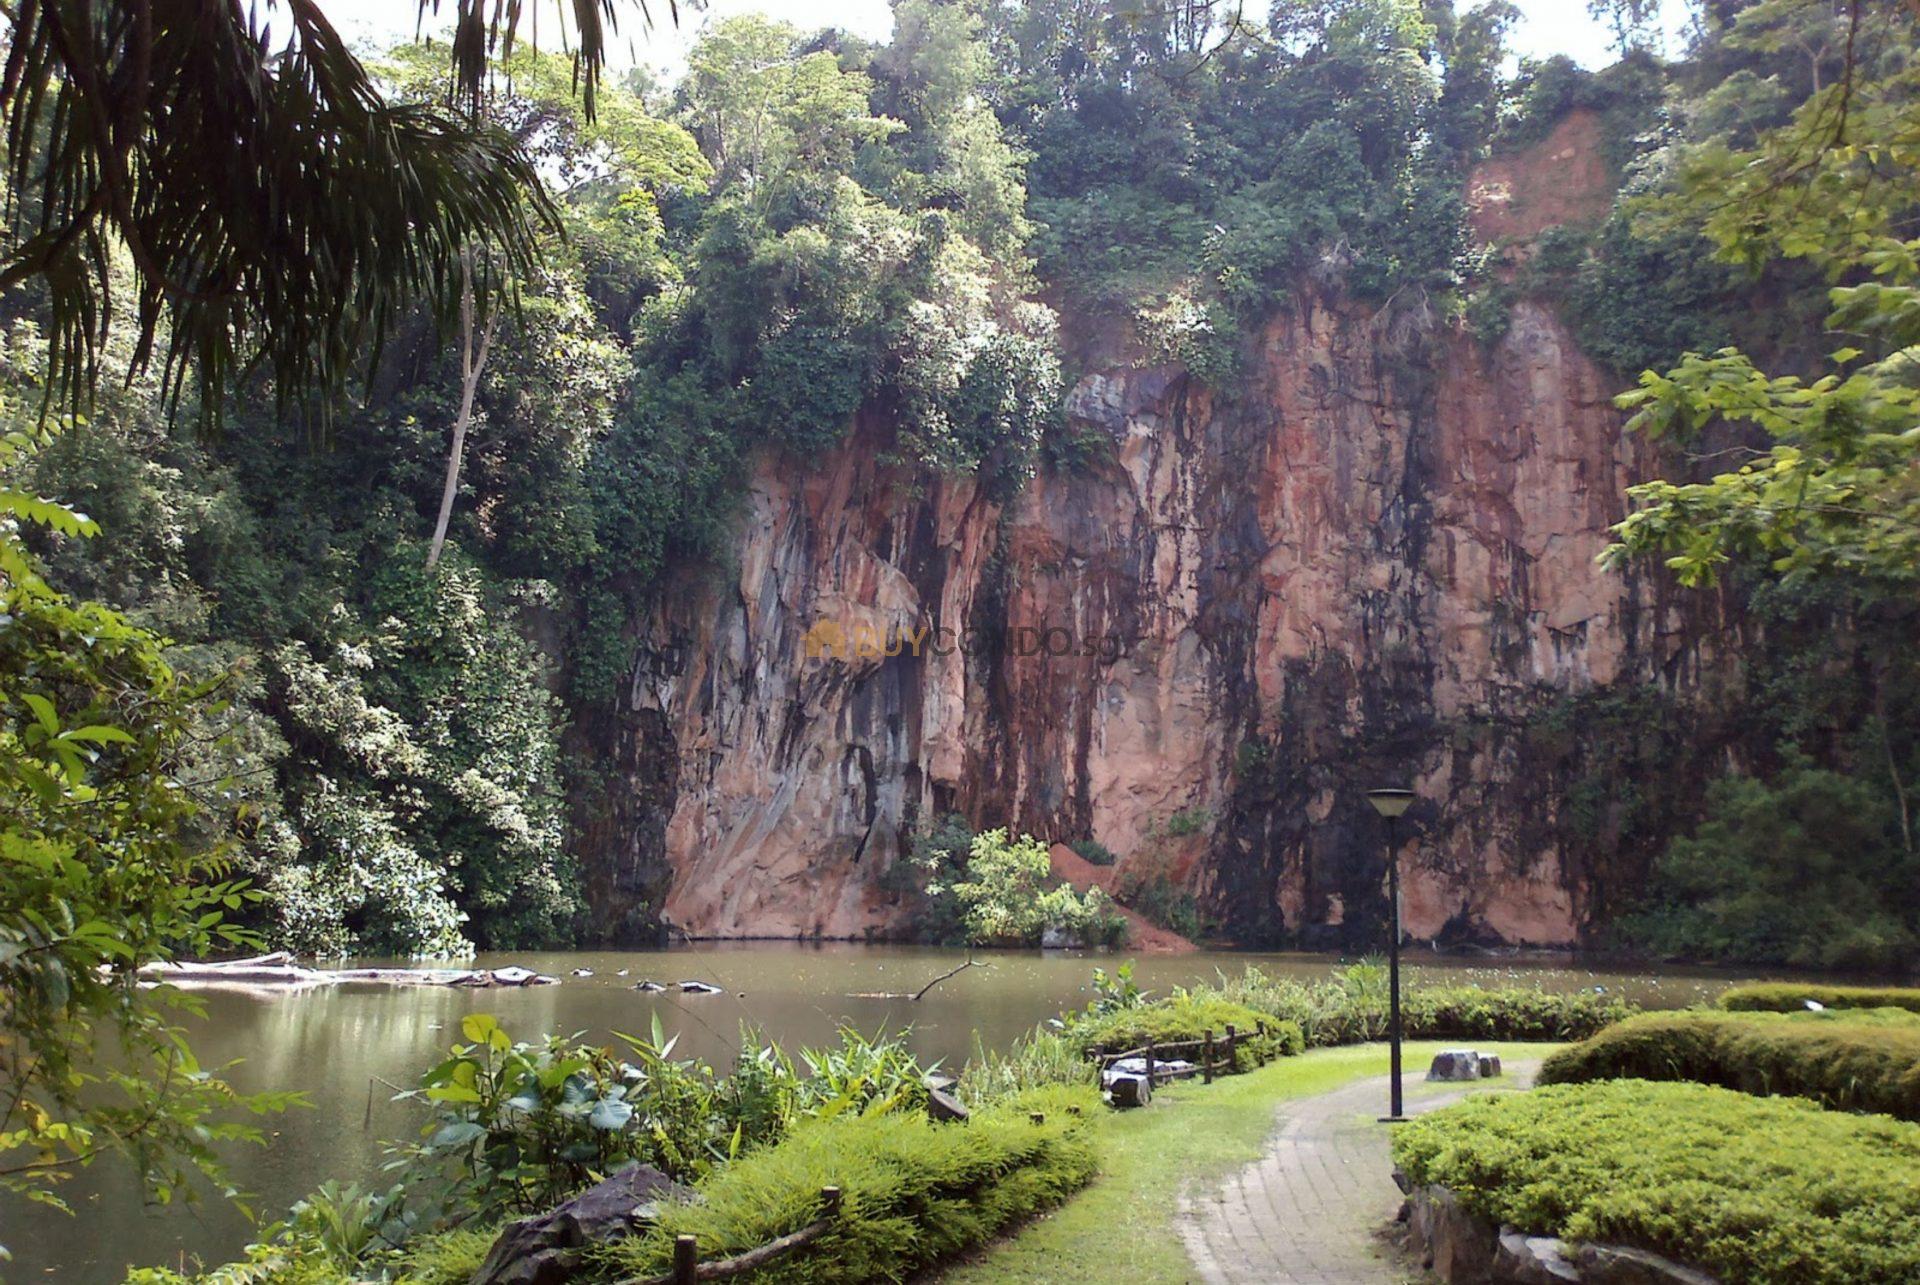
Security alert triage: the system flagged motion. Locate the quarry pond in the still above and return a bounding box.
[22,944,1771,1281]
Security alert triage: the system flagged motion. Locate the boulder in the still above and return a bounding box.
[1479,1053,1504,1079]
[570,968,594,978]
[1496,1227,1581,1283]
[928,1084,970,1123]
[1575,1244,1721,1285]
[471,1165,690,1285]
[1428,1049,1489,1082]
[489,966,557,987]
[1040,925,1076,949]
[677,980,723,995]
[632,980,667,993]
[1407,1185,1498,1283]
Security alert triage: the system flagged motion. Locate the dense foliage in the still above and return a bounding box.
[1540,1008,1920,1121]
[1614,751,1918,970]
[994,0,1504,363]
[0,426,294,1254]
[1393,1080,1920,1285]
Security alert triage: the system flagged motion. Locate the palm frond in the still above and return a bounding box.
[431,0,674,120]
[0,0,566,428]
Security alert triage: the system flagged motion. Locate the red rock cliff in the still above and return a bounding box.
[581,284,1723,948]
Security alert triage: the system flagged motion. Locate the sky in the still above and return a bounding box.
[316,0,1696,86]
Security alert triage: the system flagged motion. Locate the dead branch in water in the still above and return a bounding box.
[911,954,986,1001]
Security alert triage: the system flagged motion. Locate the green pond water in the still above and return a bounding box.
[6,943,1774,1281]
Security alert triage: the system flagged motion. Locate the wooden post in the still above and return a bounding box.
[1203,1028,1215,1084]
[822,1186,842,1218]
[673,1234,697,1285]
[1225,1024,1237,1073]
[1146,1042,1157,1084]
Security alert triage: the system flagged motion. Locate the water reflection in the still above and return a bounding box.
[6,943,1765,1281]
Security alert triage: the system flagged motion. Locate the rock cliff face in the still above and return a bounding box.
[583,291,1722,948]
[581,119,1729,949]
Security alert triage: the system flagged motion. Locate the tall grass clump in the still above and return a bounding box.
[956,1026,1096,1106]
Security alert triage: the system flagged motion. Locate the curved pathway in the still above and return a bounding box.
[1178,1061,1539,1284]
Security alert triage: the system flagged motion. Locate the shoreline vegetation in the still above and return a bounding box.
[122,963,1625,1284]
[120,969,1920,1284]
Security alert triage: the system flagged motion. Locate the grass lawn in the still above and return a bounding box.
[934,1040,1561,1285]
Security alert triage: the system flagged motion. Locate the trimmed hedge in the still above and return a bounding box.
[1392,1080,1920,1285]
[1540,1010,1920,1120]
[1207,967,1634,1047]
[1065,995,1305,1068]
[605,1085,1099,1284]
[1401,986,1633,1043]
[1719,982,1920,1016]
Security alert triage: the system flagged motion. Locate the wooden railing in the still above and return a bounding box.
[618,1187,842,1285]
[1090,1021,1274,1086]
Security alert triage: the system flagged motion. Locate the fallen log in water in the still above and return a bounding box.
[138,952,559,989]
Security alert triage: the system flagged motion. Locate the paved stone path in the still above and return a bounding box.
[1178,1063,1537,1285]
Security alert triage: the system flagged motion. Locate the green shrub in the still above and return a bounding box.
[909,826,1124,948]
[1540,1010,1920,1121]
[393,1228,497,1285]
[1402,986,1633,1043]
[1201,965,1632,1047]
[1393,1080,1920,1285]
[604,1086,1099,1284]
[1125,874,1202,940]
[1069,838,1117,866]
[1064,994,1303,1067]
[1720,982,1920,1016]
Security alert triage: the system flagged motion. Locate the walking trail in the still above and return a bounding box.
[1178,1060,1540,1284]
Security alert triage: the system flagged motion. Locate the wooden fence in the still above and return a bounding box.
[617,1186,841,1285]
[1090,1021,1274,1087]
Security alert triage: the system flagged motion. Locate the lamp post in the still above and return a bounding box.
[1368,786,1415,1123]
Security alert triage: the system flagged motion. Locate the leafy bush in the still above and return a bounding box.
[1201,965,1631,1048]
[393,1014,706,1221]
[388,1014,861,1225]
[1720,983,1920,1016]
[938,828,1124,948]
[1402,986,1633,1043]
[1540,1009,1920,1121]
[1164,807,1210,837]
[1124,874,1201,940]
[1064,994,1303,1069]
[1393,1080,1920,1285]
[1069,837,1117,866]
[605,1086,1099,1284]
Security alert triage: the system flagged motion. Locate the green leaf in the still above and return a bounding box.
[20,693,58,736]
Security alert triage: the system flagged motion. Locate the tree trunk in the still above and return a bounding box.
[427,249,498,569]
